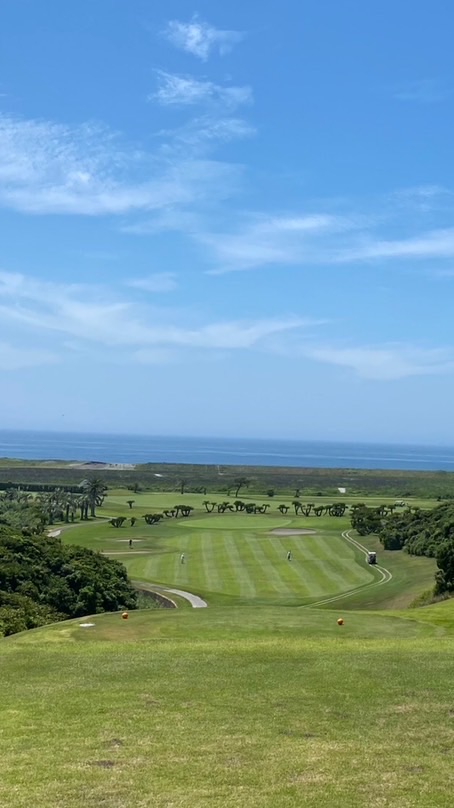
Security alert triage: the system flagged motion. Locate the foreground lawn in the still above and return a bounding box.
[1,605,454,808]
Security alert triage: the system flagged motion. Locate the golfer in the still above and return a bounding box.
[287,551,292,561]
[180,553,185,564]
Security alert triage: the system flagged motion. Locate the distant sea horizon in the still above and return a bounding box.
[1,430,454,471]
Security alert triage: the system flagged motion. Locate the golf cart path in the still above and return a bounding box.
[162,587,207,608]
[303,530,393,609]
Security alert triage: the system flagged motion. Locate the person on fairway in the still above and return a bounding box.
[129,538,133,549]
[287,550,292,561]
[180,553,185,564]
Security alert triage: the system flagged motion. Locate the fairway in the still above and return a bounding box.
[63,502,379,606]
[122,529,375,604]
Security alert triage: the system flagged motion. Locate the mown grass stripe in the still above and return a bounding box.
[314,535,373,587]
[222,532,257,598]
[265,536,331,597]
[248,536,294,596]
[199,531,223,592]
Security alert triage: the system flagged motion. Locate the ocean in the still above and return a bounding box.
[0,430,454,471]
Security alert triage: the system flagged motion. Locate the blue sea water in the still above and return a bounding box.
[0,430,454,471]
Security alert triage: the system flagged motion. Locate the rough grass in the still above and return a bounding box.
[1,605,454,808]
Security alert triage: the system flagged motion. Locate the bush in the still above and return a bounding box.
[0,527,137,636]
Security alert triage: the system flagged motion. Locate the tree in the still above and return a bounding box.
[144,513,163,525]
[130,517,136,527]
[266,489,275,498]
[234,477,250,498]
[81,477,107,518]
[0,527,137,636]
[292,500,302,516]
[109,517,127,528]
[233,500,245,512]
[203,501,216,513]
[278,504,289,514]
[435,541,454,594]
[78,494,89,521]
[127,500,135,509]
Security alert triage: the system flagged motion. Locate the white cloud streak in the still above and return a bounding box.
[0,271,307,358]
[152,70,252,109]
[127,274,178,293]
[200,213,359,273]
[304,344,454,380]
[163,17,244,60]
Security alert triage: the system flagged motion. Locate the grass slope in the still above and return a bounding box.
[2,604,454,808]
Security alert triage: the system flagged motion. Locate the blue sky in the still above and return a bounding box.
[1,0,454,443]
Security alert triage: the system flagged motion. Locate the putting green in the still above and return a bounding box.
[178,514,291,530]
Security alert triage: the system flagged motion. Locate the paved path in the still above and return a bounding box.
[161,587,208,608]
[134,580,208,609]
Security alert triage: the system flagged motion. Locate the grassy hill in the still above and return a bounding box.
[2,603,454,808]
[0,489,451,806]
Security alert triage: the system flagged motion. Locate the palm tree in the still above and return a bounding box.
[81,477,107,518]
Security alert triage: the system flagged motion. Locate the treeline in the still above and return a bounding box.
[350,503,454,556]
[0,527,137,637]
[0,482,83,493]
[350,503,454,596]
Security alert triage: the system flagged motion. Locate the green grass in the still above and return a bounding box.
[61,517,377,607]
[1,489,448,806]
[2,604,454,808]
[60,493,436,610]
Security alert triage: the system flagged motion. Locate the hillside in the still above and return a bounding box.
[2,603,454,808]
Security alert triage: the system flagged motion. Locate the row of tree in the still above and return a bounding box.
[202,500,349,516]
[350,503,454,596]
[0,478,108,533]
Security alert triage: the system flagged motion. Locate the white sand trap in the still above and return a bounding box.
[48,529,62,538]
[102,551,151,555]
[79,623,95,628]
[270,529,316,536]
[114,538,145,542]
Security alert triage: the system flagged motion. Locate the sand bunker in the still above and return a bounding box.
[270,529,316,536]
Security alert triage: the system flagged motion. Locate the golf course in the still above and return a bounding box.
[1,487,453,807]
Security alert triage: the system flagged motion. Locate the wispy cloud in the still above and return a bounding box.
[183,191,454,274]
[0,114,244,216]
[393,78,451,103]
[0,271,308,360]
[304,344,454,380]
[337,227,454,263]
[199,213,359,273]
[0,341,58,371]
[152,70,252,108]
[163,17,244,60]
[127,273,178,293]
